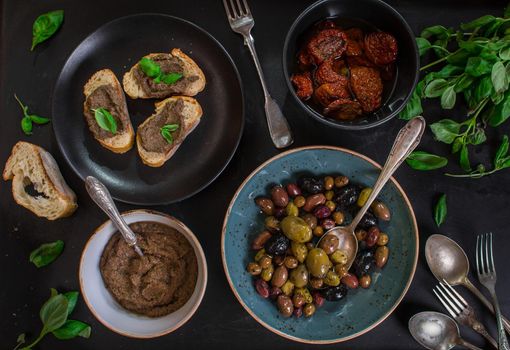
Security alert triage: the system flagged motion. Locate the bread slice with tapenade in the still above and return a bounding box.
[83,69,134,153]
[3,141,77,220]
[136,96,203,167]
[123,49,206,99]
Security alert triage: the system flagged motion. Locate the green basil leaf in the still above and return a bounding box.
[430,119,461,144]
[29,114,50,125]
[441,85,457,109]
[92,108,117,134]
[160,127,174,144]
[458,40,484,55]
[50,288,58,297]
[161,123,180,132]
[454,75,475,92]
[421,25,451,39]
[460,144,471,171]
[433,37,450,58]
[447,49,471,66]
[161,72,183,85]
[40,294,68,333]
[500,47,510,61]
[435,64,464,78]
[466,127,487,145]
[29,240,64,268]
[489,91,510,126]
[21,117,33,135]
[31,10,64,51]
[406,151,448,170]
[52,320,91,340]
[399,89,423,120]
[139,57,161,78]
[460,15,496,31]
[63,291,79,316]
[492,61,509,94]
[495,135,509,166]
[465,57,493,77]
[452,137,463,154]
[416,37,432,56]
[425,79,449,98]
[474,76,494,104]
[484,18,503,37]
[434,194,447,227]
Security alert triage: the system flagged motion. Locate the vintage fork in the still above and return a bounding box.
[222,0,293,149]
[477,232,510,350]
[433,279,497,349]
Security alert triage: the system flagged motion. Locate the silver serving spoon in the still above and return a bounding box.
[409,311,483,350]
[317,116,426,268]
[426,234,510,333]
[85,176,144,257]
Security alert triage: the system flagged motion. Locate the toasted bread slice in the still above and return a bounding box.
[123,49,206,99]
[83,69,134,153]
[3,142,77,220]
[137,96,203,167]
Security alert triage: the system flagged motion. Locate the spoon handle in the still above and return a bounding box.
[464,278,510,333]
[458,338,484,350]
[85,176,141,253]
[349,117,426,229]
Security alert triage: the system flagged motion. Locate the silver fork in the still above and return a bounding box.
[222,0,293,149]
[434,279,498,349]
[477,232,510,350]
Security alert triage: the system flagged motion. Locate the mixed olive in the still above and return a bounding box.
[247,174,391,318]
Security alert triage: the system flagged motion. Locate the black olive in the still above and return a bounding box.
[321,284,348,301]
[352,248,376,277]
[357,211,378,230]
[264,234,290,256]
[297,176,324,194]
[333,185,359,208]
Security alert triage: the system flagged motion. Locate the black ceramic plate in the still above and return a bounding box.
[53,14,244,205]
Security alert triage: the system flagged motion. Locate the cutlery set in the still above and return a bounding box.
[411,233,509,349]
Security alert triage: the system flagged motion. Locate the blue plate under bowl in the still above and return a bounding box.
[221,146,418,344]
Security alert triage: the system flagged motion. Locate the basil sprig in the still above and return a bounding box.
[29,240,64,268]
[15,289,90,349]
[31,10,64,51]
[139,57,183,85]
[406,151,448,170]
[400,5,510,178]
[92,108,117,134]
[160,124,180,144]
[434,194,447,227]
[14,94,50,135]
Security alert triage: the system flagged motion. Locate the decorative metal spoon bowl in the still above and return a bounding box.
[409,311,482,350]
[85,176,144,257]
[316,116,426,268]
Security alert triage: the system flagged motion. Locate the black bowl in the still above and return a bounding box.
[283,0,419,130]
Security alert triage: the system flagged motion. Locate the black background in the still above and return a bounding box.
[1,0,509,349]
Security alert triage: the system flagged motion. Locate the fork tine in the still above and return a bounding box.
[476,234,482,275]
[489,232,495,273]
[433,288,458,317]
[484,233,490,274]
[439,281,464,310]
[442,279,467,306]
[436,284,461,314]
[235,0,245,15]
[242,0,251,15]
[222,0,233,20]
[227,0,239,18]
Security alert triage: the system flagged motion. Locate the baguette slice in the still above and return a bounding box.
[123,48,206,99]
[83,69,134,153]
[137,96,203,167]
[3,142,77,220]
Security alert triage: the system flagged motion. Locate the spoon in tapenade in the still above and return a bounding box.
[85,176,144,257]
[316,116,426,269]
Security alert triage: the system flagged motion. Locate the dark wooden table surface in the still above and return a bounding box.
[1,0,509,349]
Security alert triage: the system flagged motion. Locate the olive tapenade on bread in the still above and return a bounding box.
[137,96,203,167]
[123,49,206,99]
[83,69,134,153]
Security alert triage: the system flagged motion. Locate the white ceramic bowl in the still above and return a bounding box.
[79,209,207,338]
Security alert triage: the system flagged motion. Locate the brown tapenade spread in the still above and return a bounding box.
[138,99,185,153]
[133,54,199,98]
[100,221,198,318]
[84,85,128,139]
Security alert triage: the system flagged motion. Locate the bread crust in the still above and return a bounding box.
[123,49,206,99]
[136,96,203,167]
[83,69,134,153]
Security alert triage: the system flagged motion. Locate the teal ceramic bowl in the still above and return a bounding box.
[221,146,418,344]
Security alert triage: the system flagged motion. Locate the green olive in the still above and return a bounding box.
[264,216,280,232]
[324,270,340,286]
[281,280,295,296]
[261,264,274,282]
[291,241,308,263]
[285,202,299,217]
[305,248,331,278]
[289,264,309,288]
[330,250,348,265]
[294,287,313,304]
[281,216,312,243]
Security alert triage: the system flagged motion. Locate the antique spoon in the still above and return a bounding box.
[425,234,510,333]
[409,311,482,350]
[85,176,144,257]
[316,116,426,268]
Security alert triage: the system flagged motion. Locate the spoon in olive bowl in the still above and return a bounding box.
[426,234,510,334]
[85,176,144,257]
[316,116,426,269]
[409,311,483,350]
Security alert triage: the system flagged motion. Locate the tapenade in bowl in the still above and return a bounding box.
[79,209,207,338]
[283,0,419,129]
